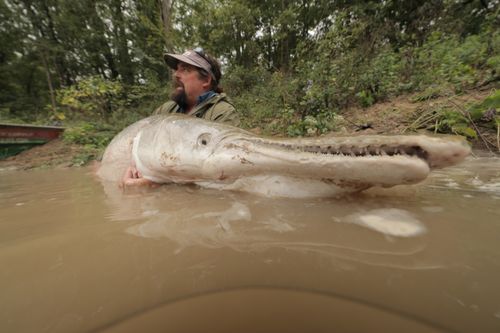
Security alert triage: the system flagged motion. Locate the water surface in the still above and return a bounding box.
[1,155,499,332]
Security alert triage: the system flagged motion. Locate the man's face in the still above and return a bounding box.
[171,62,210,111]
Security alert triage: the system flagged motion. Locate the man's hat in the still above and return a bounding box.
[164,49,216,82]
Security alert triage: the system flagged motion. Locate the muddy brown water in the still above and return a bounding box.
[1,155,499,333]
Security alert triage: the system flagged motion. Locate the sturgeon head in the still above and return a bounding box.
[99,114,470,197]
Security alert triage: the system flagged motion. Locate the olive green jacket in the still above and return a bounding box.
[153,93,240,126]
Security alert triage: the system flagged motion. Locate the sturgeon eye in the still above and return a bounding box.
[197,133,212,147]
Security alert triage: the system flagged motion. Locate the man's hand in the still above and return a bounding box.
[120,166,156,188]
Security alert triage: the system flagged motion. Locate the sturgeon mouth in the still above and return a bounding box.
[215,136,437,186]
[262,141,428,160]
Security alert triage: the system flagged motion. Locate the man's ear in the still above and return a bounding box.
[201,76,212,90]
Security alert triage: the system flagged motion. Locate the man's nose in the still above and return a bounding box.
[174,69,181,79]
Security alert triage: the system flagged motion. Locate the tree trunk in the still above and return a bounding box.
[40,51,57,113]
[39,0,72,86]
[111,0,134,84]
[90,2,119,79]
[159,0,173,48]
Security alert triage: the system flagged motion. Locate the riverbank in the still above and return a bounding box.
[1,89,498,171]
[0,138,97,171]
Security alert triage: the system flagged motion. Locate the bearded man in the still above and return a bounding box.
[154,48,239,125]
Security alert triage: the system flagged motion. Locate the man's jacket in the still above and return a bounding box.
[153,93,239,126]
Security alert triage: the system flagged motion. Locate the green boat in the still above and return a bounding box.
[0,123,65,159]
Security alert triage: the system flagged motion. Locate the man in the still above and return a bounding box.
[122,48,239,187]
[154,48,239,125]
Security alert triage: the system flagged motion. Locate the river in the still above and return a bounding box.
[1,154,499,332]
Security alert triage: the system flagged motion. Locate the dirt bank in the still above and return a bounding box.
[336,89,498,152]
[0,139,91,171]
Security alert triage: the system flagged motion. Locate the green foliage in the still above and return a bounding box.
[356,91,375,108]
[228,69,291,133]
[55,74,167,141]
[226,68,337,136]
[432,90,499,138]
[57,75,168,156]
[63,122,116,148]
[108,75,170,127]
[411,32,487,92]
[433,108,477,139]
[71,146,102,167]
[286,112,337,137]
[410,85,455,102]
[467,89,500,121]
[357,47,403,102]
[487,55,500,74]
[57,76,123,120]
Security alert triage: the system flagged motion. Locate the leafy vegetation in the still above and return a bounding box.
[406,90,499,144]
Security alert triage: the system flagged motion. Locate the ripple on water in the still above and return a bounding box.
[476,180,500,195]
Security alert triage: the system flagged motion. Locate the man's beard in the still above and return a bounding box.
[171,82,189,111]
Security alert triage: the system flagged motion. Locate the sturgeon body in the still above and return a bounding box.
[97,115,470,197]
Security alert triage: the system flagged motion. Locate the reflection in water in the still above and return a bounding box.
[96,172,466,275]
[121,198,436,270]
[1,155,500,333]
[345,208,427,238]
[99,177,435,270]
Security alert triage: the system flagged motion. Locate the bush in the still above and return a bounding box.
[57,76,123,120]
[55,75,168,124]
[431,89,499,138]
[411,32,489,92]
[63,122,116,148]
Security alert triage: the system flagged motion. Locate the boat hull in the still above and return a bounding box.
[0,123,64,159]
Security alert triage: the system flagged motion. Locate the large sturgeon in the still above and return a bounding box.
[97,114,470,197]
